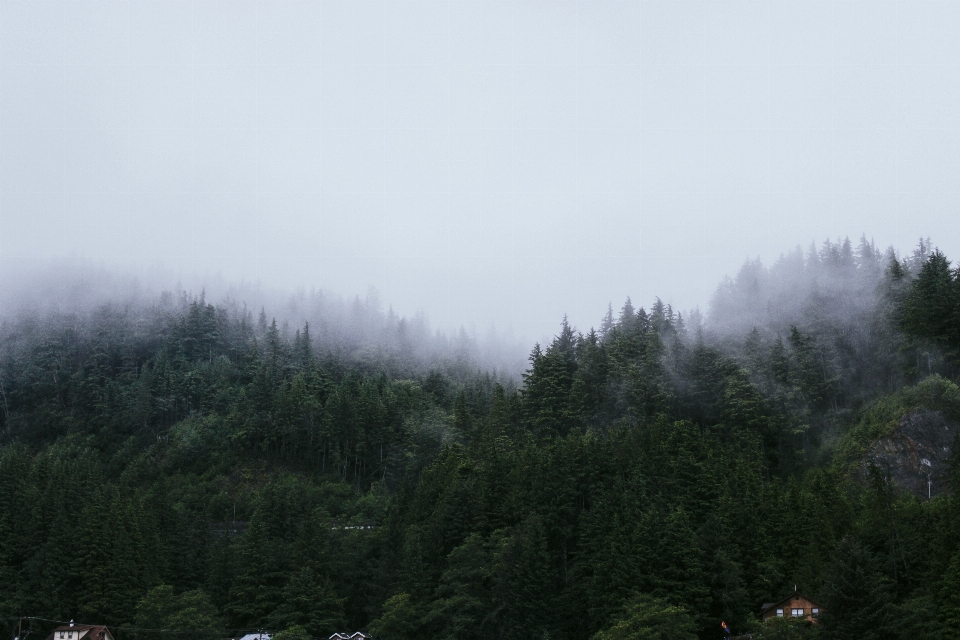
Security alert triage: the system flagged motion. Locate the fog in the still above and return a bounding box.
[0,258,532,378]
[3,1,960,342]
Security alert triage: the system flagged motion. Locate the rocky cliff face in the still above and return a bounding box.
[863,408,957,498]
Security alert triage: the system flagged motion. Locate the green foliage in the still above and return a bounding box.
[424,533,495,639]
[752,616,819,640]
[819,537,895,640]
[271,626,309,640]
[3,241,960,640]
[900,250,960,358]
[833,375,960,466]
[940,550,960,637]
[267,567,345,637]
[890,591,945,640]
[369,593,424,640]
[590,594,697,640]
[134,585,221,639]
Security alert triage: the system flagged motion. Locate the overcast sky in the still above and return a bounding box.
[2,1,959,340]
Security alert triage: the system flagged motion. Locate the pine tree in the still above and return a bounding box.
[590,593,698,640]
[258,307,269,335]
[601,304,615,339]
[856,234,881,273]
[134,585,221,640]
[268,567,346,637]
[940,550,960,638]
[620,298,636,330]
[425,533,495,640]
[453,390,474,441]
[225,516,286,627]
[901,250,959,357]
[819,536,895,640]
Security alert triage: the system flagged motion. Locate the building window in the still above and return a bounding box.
[776,609,784,617]
[812,608,820,617]
[792,608,804,617]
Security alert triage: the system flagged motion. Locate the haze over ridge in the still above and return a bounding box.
[3,1,960,339]
[0,233,937,380]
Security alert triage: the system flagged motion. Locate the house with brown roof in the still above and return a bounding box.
[760,591,823,623]
[46,624,114,640]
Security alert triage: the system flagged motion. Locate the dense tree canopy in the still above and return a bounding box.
[2,238,959,640]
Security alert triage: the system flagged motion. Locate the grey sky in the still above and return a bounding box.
[2,1,959,340]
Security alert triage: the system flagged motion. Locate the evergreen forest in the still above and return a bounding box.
[2,236,960,640]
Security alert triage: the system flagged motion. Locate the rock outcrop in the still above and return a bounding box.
[862,408,957,498]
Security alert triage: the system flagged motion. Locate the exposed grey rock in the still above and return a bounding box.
[862,409,957,498]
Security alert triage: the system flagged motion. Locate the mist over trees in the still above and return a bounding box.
[2,237,960,640]
[0,262,529,381]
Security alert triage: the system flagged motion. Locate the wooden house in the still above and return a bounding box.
[46,624,114,640]
[760,592,823,622]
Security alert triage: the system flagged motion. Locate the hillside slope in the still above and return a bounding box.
[1,239,959,640]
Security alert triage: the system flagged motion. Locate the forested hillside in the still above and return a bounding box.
[2,239,960,640]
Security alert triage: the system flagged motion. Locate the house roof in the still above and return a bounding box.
[328,634,369,640]
[760,591,823,613]
[45,625,113,640]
